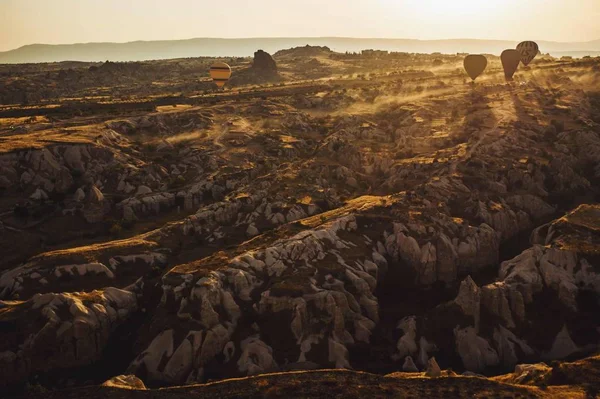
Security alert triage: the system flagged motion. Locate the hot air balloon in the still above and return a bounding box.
[464,55,488,82]
[517,41,539,66]
[209,62,232,89]
[501,50,521,81]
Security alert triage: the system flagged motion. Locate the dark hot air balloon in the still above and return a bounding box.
[209,62,232,88]
[517,41,539,66]
[501,50,521,81]
[464,55,488,81]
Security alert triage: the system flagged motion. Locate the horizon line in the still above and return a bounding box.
[3,36,600,53]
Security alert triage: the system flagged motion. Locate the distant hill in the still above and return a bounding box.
[1,37,600,64]
[274,45,333,58]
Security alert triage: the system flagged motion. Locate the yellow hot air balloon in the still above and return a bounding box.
[501,49,521,81]
[463,55,488,82]
[209,62,232,89]
[517,41,540,66]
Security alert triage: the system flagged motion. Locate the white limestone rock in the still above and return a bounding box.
[88,185,105,203]
[30,188,48,201]
[512,363,553,385]
[493,326,534,369]
[396,316,418,359]
[454,326,499,372]
[74,188,86,202]
[425,357,441,377]
[544,325,579,360]
[402,356,419,372]
[136,185,153,196]
[246,224,259,237]
[237,337,278,375]
[54,263,115,279]
[328,337,351,369]
[454,276,481,331]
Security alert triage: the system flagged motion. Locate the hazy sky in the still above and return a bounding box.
[2,0,600,51]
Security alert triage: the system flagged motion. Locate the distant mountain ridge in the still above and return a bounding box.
[2,37,600,64]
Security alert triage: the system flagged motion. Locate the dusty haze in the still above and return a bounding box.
[2,0,600,51]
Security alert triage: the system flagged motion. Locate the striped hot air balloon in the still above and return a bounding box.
[209,62,232,88]
[516,41,540,66]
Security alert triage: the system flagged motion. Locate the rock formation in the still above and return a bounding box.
[102,375,147,390]
[252,50,277,74]
[402,356,419,372]
[0,288,138,386]
[425,357,442,377]
[1,50,600,396]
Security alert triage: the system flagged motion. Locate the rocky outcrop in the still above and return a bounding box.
[495,363,553,386]
[0,144,114,196]
[493,326,534,370]
[0,288,138,387]
[129,215,382,384]
[383,219,499,286]
[102,375,147,390]
[396,316,418,361]
[252,50,277,74]
[544,325,580,360]
[425,357,441,377]
[118,193,175,221]
[454,327,499,372]
[238,337,278,375]
[390,205,600,375]
[402,356,419,372]
[454,276,481,330]
[0,252,166,300]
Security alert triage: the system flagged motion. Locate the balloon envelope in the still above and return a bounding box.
[501,50,521,81]
[517,41,539,66]
[463,55,488,81]
[209,62,232,88]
